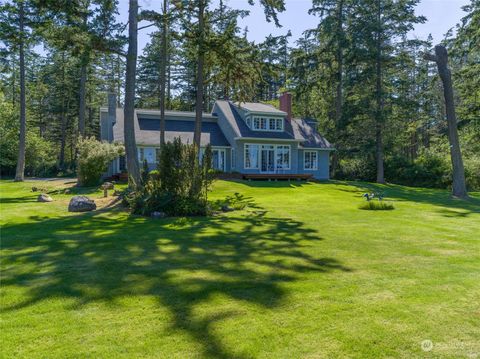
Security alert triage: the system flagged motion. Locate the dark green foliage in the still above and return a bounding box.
[127,139,215,217]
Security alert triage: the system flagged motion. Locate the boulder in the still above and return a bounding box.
[221,205,234,212]
[151,211,167,219]
[37,193,53,202]
[68,196,96,212]
[102,181,115,190]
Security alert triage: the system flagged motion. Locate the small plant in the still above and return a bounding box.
[360,190,394,210]
[359,201,395,210]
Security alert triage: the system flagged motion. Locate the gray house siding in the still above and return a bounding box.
[297,149,330,179]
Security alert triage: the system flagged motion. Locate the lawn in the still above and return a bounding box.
[1,179,479,358]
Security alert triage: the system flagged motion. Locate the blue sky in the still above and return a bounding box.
[121,0,470,53]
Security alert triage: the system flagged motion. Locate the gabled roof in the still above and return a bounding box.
[215,100,333,148]
[216,101,295,140]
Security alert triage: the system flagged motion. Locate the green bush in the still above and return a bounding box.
[77,136,124,187]
[127,138,215,217]
[384,148,451,189]
[359,201,395,210]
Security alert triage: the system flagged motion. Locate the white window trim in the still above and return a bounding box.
[244,144,260,169]
[213,148,226,172]
[231,148,235,169]
[304,150,318,170]
[244,143,291,171]
[250,116,284,132]
[274,144,291,171]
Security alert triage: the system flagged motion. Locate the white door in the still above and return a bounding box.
[260,145,275,173]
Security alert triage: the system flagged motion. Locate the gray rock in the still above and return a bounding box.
[151,211,167,219]
[37,193,53,202]
[68,195,96,212]
[102,181,115,190]
[221,205,234,212]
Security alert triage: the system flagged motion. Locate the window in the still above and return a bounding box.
[245,144,290,171]
[231,149,236,169]
[138,147,156,163]
[244,144,259,169]
[260,117,267,130]
[276,145,290,170]
[304,151,318,170]
[269,118,276,130]
[253,117,260,129]
[212,149,226,171]
[251,116,284,131]
[276,118,283,130]
[138,147,145,162]
[144,148,155,163]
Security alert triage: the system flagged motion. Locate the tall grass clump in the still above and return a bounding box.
[359,201,395,210]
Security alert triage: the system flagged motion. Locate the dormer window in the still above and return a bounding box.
[250,116,284,132]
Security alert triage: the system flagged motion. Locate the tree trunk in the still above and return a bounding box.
[124,0,141,187]
[14,2,26,182]
[193,0,205,150]
[58,53,66,169]
[331,0,344,178]
[78,58,87,137]
[116,54,122,106]
[159,0,168,148]
[375,0,385,184]
[431,45,468,198]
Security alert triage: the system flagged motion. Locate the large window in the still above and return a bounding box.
[276,145,290,170]
[250,116,284,131]
[304,151,318,170]
[244,144,259,169]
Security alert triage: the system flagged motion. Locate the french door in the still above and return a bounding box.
[260,145,275,173]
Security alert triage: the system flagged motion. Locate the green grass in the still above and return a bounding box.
[1,179,479,358]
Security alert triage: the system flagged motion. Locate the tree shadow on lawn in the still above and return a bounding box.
[226,179,314,189]
[334,181,480,216]
[1,208,350,358]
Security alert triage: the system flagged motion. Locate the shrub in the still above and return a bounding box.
[359,201,395,210]
[77,136,124,187]
[384,148,451,189]
[127,138,215,217]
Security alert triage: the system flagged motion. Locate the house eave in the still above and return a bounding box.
[301,146,336,151]
[234,137,303,142]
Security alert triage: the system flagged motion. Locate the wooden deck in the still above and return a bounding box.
[242,173,313,181]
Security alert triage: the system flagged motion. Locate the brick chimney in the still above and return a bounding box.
[279,92,292,120]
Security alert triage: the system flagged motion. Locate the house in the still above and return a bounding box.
[100,93,333,179]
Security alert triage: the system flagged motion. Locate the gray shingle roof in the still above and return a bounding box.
[112,109,230,147]
[234,102,287,115]
[292,119,333,149]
